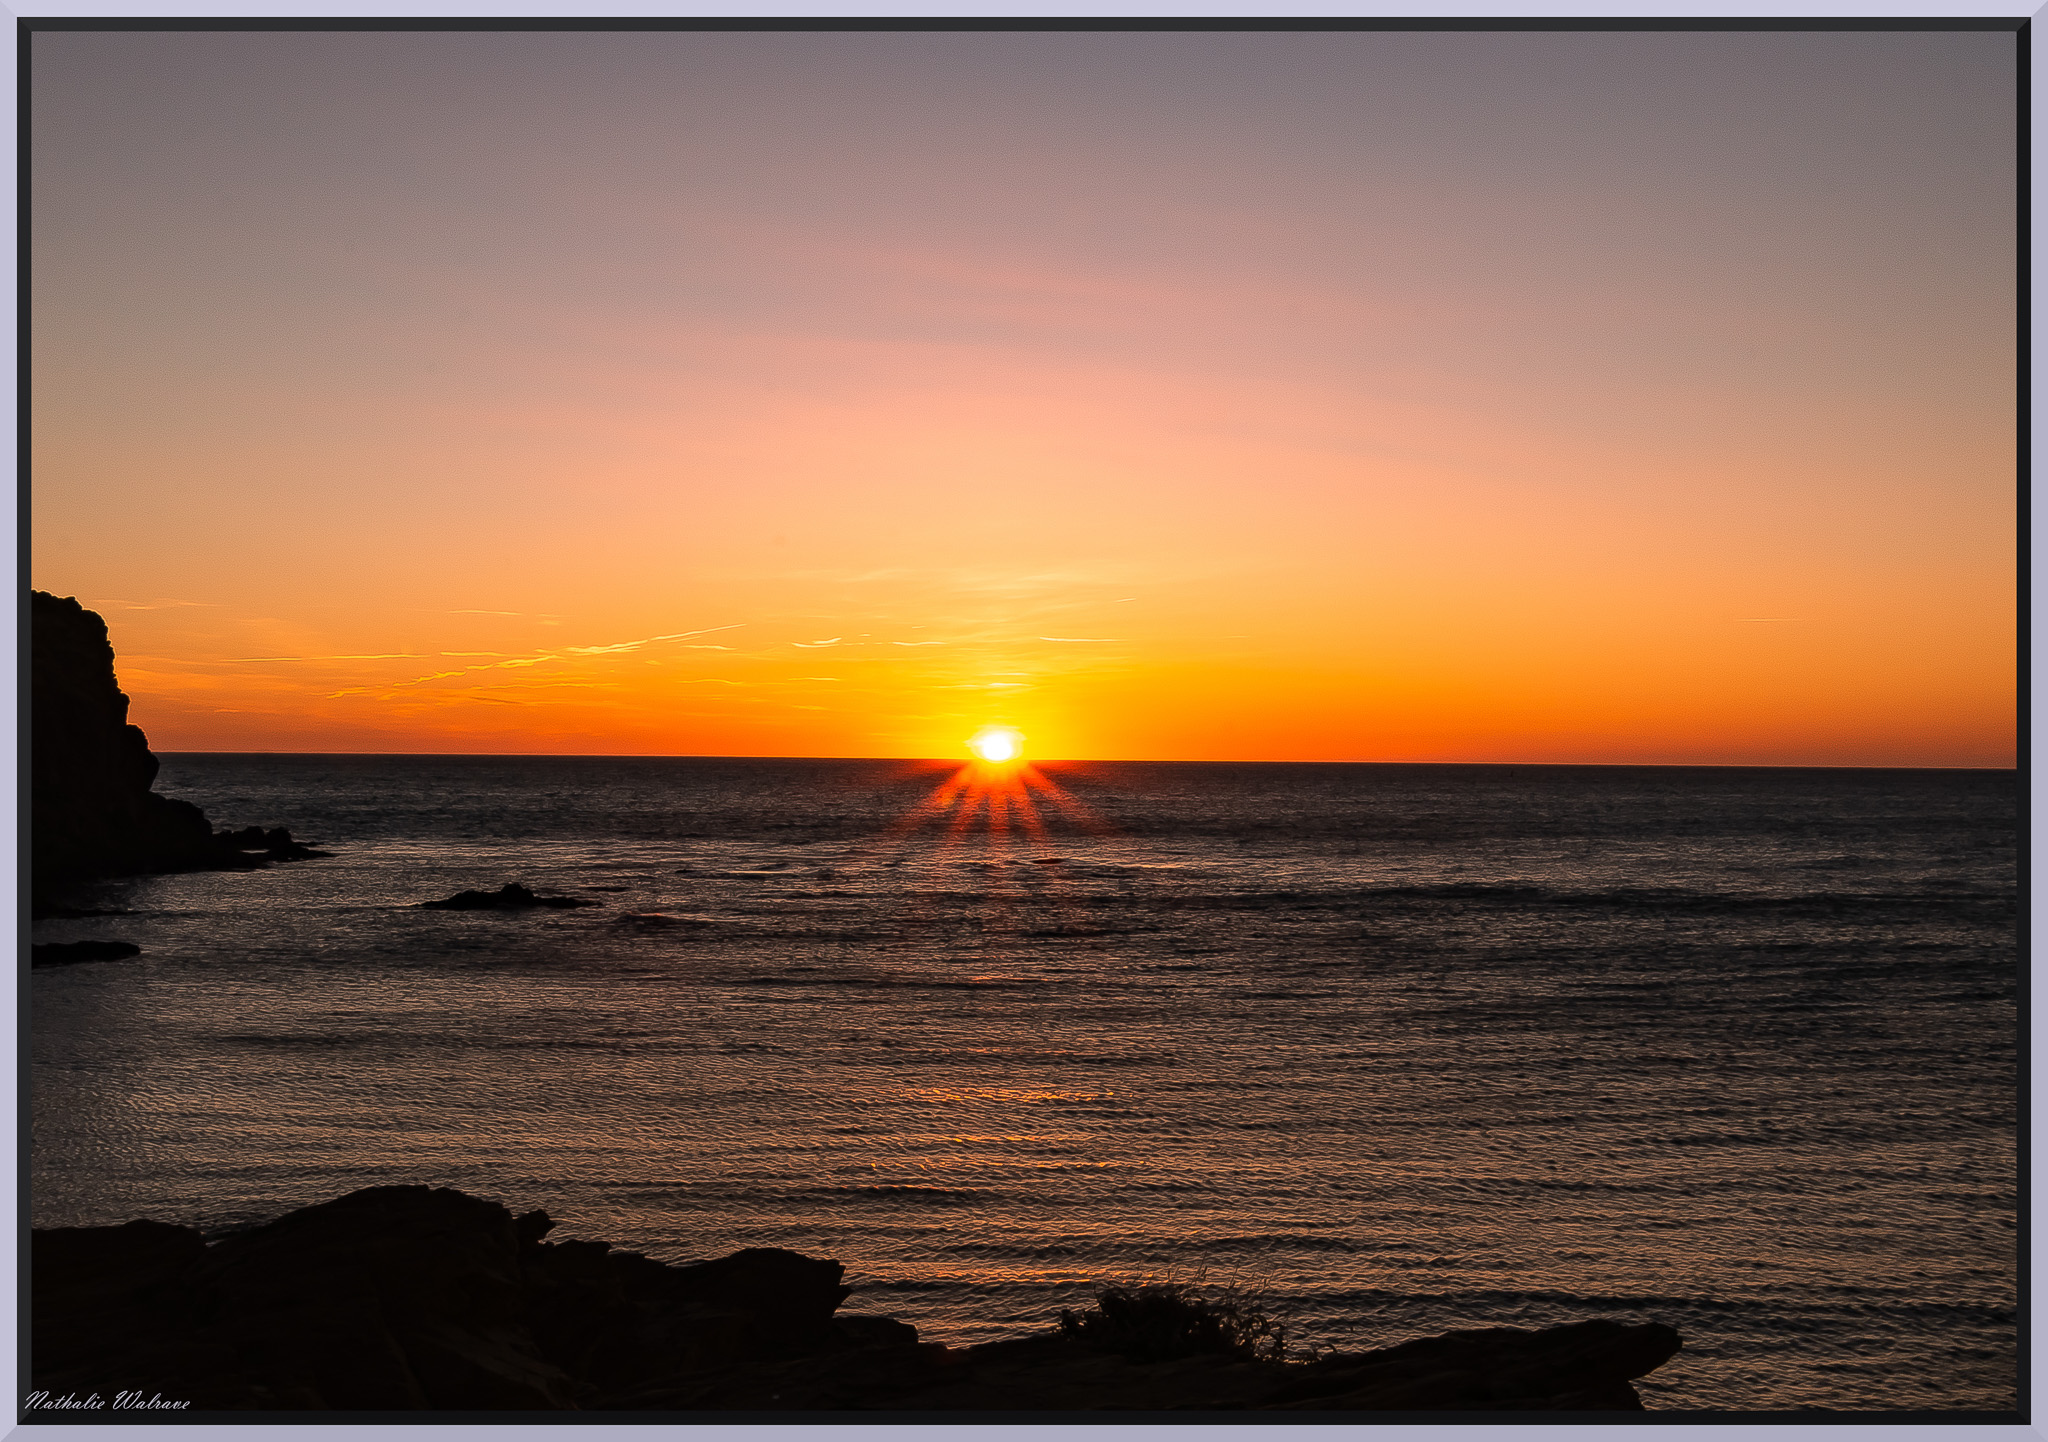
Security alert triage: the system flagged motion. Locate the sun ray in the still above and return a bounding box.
[1019,766,1113,834]
[864,741,1117,917]
[1010,787,1049,842]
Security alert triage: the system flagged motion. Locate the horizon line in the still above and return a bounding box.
[150,750,2019,771]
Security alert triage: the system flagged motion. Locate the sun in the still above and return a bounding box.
[967,725,1024,764]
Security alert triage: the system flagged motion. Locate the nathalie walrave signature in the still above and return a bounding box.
[25,1390,191,1411]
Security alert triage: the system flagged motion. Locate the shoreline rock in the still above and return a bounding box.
[32,1184,1682,1413]
[31,592,332,910]
[420,884,599,911]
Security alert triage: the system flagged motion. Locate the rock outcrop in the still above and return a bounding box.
[31,1185,1683,1414]
[420,884,598,911]
[31,592,329,905]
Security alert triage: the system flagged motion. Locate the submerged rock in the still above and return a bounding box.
[420,883,599,911]
[616,912,710,929]
[214,826,332,863]
[31,1184,1684,1414]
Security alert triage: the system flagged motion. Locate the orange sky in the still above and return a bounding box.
[31,31,2016,764]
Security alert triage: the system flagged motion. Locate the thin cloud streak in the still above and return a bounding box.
[565,624,747,655]
[95,599,222,611]
[380,624,748,688]
[228,653,429,662]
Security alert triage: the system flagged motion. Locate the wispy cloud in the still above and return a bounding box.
[95,598,221,611]
[893,640,946,646]
[228,653,429,662]
[482,680,620,692]
[565,624,746,656]
[793,638,843,648]
[1038,636,1125,643]
[376,624,745,688]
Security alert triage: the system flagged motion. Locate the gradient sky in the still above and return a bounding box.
[31,30,2016,764]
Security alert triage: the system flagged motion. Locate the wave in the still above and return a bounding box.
[736,973,1043,991]
[812,1185,991,1203]
[1171,884,2014,916]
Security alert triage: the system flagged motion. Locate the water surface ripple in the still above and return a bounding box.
[30,757,2017,1411]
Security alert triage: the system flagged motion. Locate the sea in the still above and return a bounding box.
[28,755,2020,1413]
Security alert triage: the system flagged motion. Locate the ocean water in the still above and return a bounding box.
[30,756,2018,1412]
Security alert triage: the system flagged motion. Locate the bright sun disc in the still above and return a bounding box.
[968,726,1024,763]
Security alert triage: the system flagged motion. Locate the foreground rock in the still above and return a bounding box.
[32,1185,1681,1412]
[420,884,599,911]
[32,592,331,908]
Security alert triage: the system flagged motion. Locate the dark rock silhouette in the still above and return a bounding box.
[420,884,599,911]
[616,913,709,930]
[214,825,327,862]
[32,941,143,967]
[31,591,331,906]
[32,1185,1682,1413]
[1256,1319,1683,1411]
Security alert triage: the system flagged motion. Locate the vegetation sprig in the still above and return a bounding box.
[1056,1275,1288,1363]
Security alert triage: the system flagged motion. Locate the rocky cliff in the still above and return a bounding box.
[31,591,325,903]
[31,1184,1683,1414]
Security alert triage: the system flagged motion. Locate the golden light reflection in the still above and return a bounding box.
[848,754,1122,1211]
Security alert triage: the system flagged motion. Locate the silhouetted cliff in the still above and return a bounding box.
[32,591,325,903]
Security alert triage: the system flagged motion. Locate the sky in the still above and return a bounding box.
[30,29,2017,764]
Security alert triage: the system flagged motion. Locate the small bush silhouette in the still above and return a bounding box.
[1056,1279,1287,1362]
